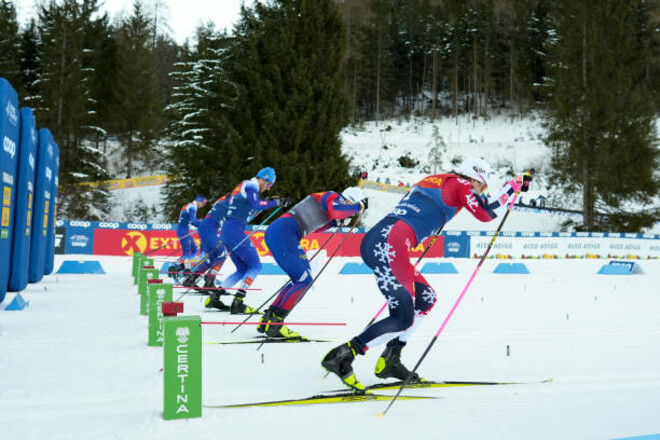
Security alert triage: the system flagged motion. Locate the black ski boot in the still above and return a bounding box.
[204,291,230,311]
[230,290,258,315]
[374,340,420,382]
[321,342,365,393]
[256,307,275,334]
[265,309,301,339]
[182,273,199,288]
[196,273,216,293]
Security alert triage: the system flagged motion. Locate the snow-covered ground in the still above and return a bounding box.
[1,254,659,439]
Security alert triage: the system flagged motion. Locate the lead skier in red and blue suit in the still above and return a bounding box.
[257,187,368,339]
[322,158,533,392]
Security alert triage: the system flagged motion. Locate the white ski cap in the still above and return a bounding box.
[457,157,493,188]
[341,186,365,203]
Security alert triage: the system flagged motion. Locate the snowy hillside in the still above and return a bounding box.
[104,114,658,232]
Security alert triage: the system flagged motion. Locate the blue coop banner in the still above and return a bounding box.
[8,108,38,292]
[44,142,59,275]
[0,78,20,302]
[28,128,55,283]
[62,220,95,254]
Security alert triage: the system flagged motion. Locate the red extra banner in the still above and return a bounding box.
[92,229,444,258]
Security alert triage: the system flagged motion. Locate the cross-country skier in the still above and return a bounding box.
[182,191,232,308]
[203,167,290,314]
[321,158,533,392]
[170,195,207,277]
[258,187,368,339]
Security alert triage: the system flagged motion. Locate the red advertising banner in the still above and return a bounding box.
[94,229,187,256]
[92,229,444,258]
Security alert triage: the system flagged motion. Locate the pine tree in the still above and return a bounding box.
[19,19,41,107]
[544,0,658,231]
[227,0,352,202]
[163,24,238,220]
[115,0,163,178]
[0,0,22,93]
[35,0,111,220]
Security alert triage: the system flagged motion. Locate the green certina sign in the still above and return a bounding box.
[163,315,201,420]
[148,283,172,346]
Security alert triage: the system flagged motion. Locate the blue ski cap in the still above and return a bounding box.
[195,195,207,204]
[257,167,276,186]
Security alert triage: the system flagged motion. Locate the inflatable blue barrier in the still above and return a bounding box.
[0,78,20,304]
[493,262,530,274]
[339,263,373,274]
[598,260,644,275]
[44,142,59,275]
[260,263,286,275]
[2,292,27,311]
[28,128,56,283]
[420,262,458,274]
[8,108,38,292]
[57,260,106,274]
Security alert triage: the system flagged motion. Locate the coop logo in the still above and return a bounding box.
[70,234,89,247]
[28,153,35,170]
[45,167,52,182]
[5,101,18,126]
[31,128,37,145]
[151,223,171,230]
[127,223,148,231]
[98,221,120,229]
[447,242,461,252]
[121,231,147,255]
[48,143,53,158]
[3,136,16,159]
[69,220,91,228]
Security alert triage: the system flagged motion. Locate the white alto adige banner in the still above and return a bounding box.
[467,231,660,259]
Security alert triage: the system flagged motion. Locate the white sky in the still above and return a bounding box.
[14,0,253,44]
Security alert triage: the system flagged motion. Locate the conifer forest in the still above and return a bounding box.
[1,0,657,230]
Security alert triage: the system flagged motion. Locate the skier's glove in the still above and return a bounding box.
[509,171,533,193]
[359,198,369,211]
[521,170,533,192]
[278,197,294,208]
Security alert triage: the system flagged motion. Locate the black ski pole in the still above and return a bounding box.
[255,211,365,349]
[174,207,282,299]
[229,229,339,333]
